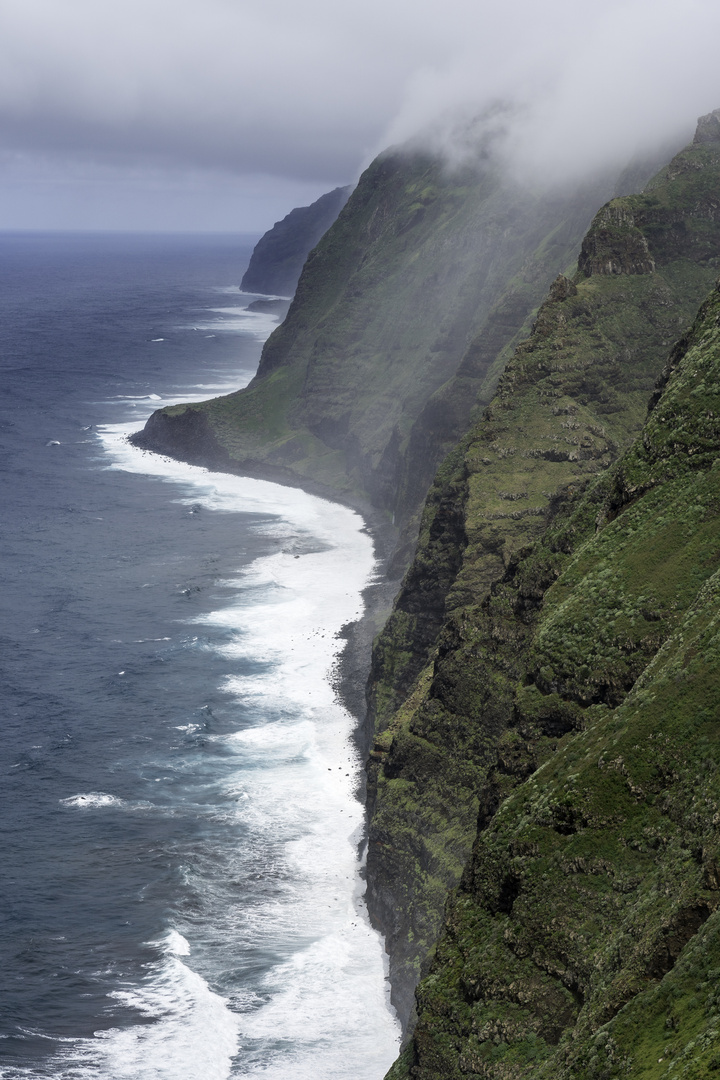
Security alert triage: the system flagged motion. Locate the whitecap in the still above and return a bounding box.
[27,931,241,1080]
[59,792,156,813]
[60,792,125,809]
[153,928,191,957]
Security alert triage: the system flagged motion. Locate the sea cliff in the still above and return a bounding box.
[366,122,720,1030]
[240,184,351,297]
[132,109,720,1078]
[388,267,720,1080]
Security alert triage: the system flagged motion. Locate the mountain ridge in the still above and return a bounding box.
[240,184,352,297]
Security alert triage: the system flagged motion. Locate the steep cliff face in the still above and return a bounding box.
[240,185,352,297]
[367,120,720,1032]
[391,275,720,1080]
[133,150,618,527]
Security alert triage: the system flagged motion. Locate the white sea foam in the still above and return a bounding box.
[236,289,291,302]
[60,792,158,813]
[91,382,400,1077]
[179,293,287,343]
[60,792,126,809]
[182,305,280,341]
[21,932,241,1080]
[236,923,398,1080]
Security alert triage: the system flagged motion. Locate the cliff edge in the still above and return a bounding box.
[390,269,720,1080]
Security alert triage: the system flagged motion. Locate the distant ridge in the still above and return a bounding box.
[240,185,352,296]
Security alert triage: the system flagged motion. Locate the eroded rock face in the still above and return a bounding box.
[693,106,720,145]
[392,286,720,1078]
[577,204,655,276]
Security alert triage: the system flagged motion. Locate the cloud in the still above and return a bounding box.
[380,0,720,183]
[0,0,719,228]
[0,0,431,181]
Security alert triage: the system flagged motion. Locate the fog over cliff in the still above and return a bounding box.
[1,0,719,228]
[382,0,720,183]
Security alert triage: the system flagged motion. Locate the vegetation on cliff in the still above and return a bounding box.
[367,120,720,1033]
[131,95,720,1076]
[390,272,720,1080]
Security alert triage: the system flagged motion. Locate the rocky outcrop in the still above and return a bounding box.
[576,204,655,276]
[240,185,352,296]
[137,406,231,469]
[693,105,720,145]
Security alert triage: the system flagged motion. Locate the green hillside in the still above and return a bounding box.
[132,101,720,1077]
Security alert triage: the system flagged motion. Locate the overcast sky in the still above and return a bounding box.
[1,0,719,232]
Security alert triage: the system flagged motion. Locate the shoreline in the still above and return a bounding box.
[129,423,403,744]
[104,426,404,1069]
[125,428,405,988]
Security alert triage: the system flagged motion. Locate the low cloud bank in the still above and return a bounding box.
[381,0,720,184]
[0,0,718,228]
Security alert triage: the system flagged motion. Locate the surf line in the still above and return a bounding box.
[93,412,400,1079]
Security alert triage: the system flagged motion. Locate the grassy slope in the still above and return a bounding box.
[366,131,720,1029]
[395,279,720,1079]
[149,152,615,522]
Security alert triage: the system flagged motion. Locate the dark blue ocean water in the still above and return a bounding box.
[0,233,398,1080]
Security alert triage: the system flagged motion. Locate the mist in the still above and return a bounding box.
[383,0,720,184]
[1,0,719,229]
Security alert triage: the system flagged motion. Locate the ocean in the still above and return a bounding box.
[0,232,400,1079]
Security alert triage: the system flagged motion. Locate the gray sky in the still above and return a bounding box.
[1,0,719,231]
